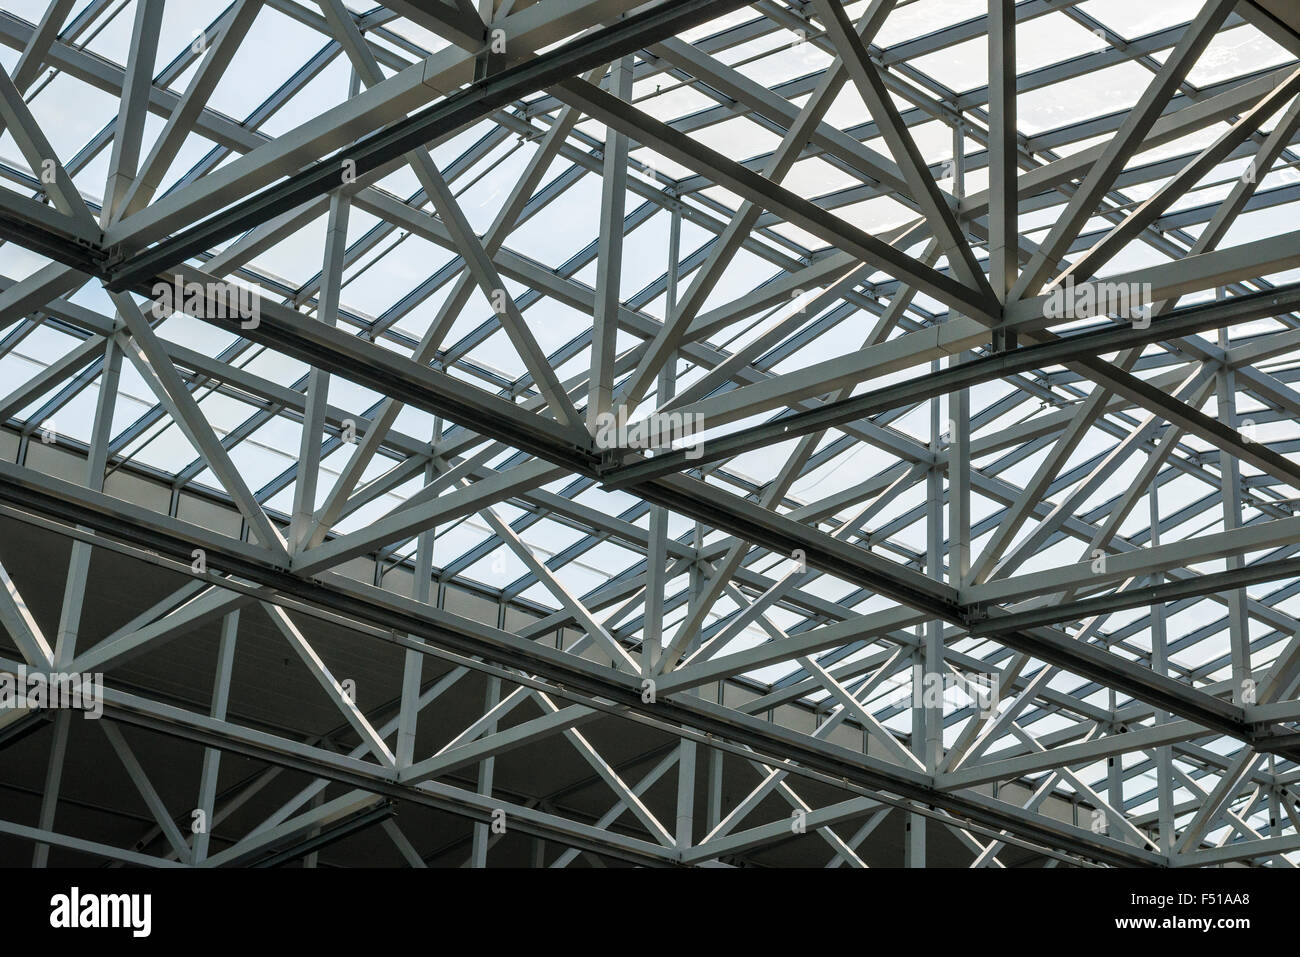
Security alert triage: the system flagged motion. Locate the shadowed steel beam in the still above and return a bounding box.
[0,466,1163,866]
[381,0,485,50]
[987,0,1017,300]
[588,55,631,428]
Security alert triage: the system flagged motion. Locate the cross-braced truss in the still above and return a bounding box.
[1,0,1300,867]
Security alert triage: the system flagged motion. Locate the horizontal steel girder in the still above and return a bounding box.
[0,469,1161,866]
